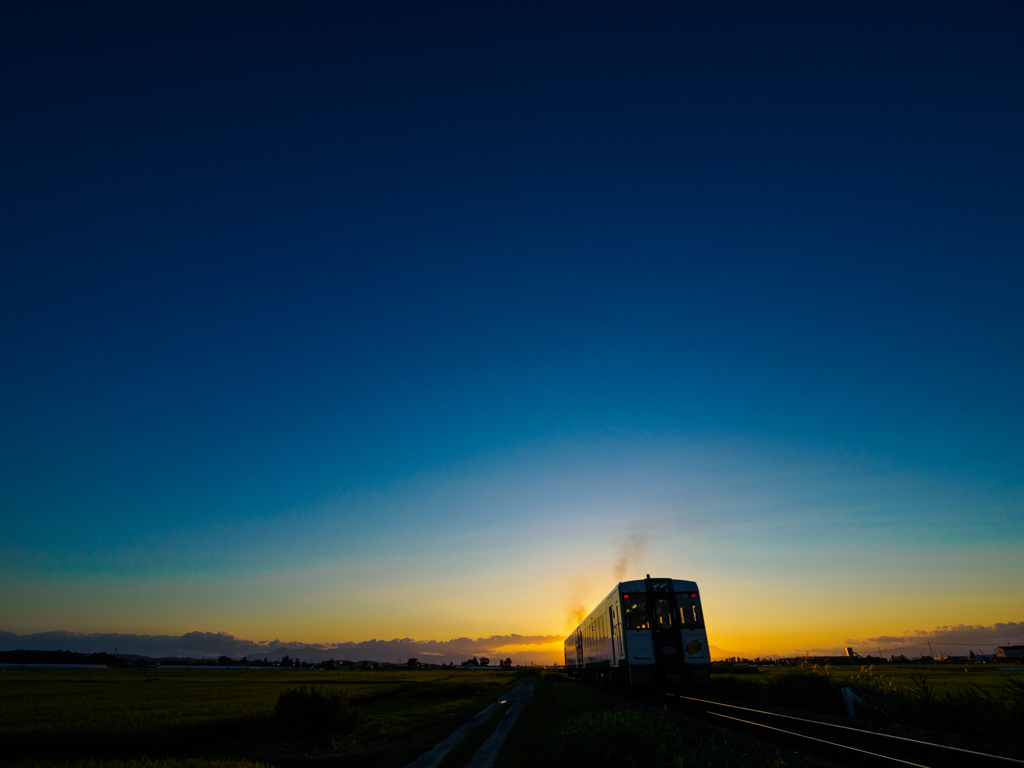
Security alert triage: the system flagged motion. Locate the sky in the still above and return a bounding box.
[1,1,1022,664]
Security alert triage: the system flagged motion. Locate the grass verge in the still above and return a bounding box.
[493,672,820,768]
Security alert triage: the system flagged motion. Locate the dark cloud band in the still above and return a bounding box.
[0,630,562,663]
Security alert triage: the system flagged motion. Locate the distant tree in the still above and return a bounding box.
[500,657,512,668]
[478,657,490,667]
[407,658,418,668]
[218,656,232,666]
[280,655,292,667]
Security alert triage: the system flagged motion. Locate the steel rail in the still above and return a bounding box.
[662,690,1024,767]
[705,710,927,767]
[671,693,1024,764]
[561,673,1023,767]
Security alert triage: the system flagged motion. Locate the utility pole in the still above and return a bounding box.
[927,640,935,659]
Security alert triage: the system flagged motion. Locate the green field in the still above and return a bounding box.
[3,665,1021,768]
[0,669,517,768]
[708,663,1024,744]
[714,663,1018,693]
[0,670,827,768]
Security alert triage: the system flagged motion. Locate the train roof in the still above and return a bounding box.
[618,578,699,593]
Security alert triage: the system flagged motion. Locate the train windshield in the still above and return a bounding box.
[653,597,674,629]
[676,593,704,628]
[623,594,650,630]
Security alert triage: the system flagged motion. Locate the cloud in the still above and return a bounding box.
[855,622,1024,654]
[0,630,563,664]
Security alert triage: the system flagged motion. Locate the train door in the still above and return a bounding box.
[648,578,684,682]
[576,626,584,669]
[609,605,623,663]
[621,591,654,671]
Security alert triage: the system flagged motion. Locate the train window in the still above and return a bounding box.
[623,594,649,630]
[653,598,674,629]
[676,593,704,628]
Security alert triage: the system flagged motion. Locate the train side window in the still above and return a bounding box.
[623,595,649,630]
[653,598,674,628]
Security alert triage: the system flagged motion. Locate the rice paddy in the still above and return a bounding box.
[0,669,518,768]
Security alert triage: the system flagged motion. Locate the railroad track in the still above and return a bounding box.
[563,675,1024,767]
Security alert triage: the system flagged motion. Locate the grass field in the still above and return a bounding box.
[713,663,1020,693]
[494,672,825,768]
[0,669,517,768]
[4,665,1021,768]
[709,664,1024,744]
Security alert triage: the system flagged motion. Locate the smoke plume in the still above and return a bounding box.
[566,603,586,629]
[613,526,649,581]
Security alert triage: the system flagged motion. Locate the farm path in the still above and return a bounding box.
[464,678,534,768]
[403,679,533,768]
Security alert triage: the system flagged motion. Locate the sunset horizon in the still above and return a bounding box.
[3,0,1021,697]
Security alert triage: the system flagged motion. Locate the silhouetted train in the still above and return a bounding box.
[564,575,710,685]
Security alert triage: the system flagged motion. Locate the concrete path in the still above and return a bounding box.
[463,678,533,768]
[403,679,533,768]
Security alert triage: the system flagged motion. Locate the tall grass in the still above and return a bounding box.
[712,666,1024,744]
[853,673,1024,743]
[554,709,741,768]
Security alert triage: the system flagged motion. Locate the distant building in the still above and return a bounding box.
[994,645,1024,659]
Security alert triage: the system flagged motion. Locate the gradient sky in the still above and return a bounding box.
[2,1,1022,663]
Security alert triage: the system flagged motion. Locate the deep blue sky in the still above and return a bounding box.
[1,2,1022,653]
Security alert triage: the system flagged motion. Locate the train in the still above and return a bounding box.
[564,574,710,685]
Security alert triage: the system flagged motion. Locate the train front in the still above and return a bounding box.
[619,577,710,685]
